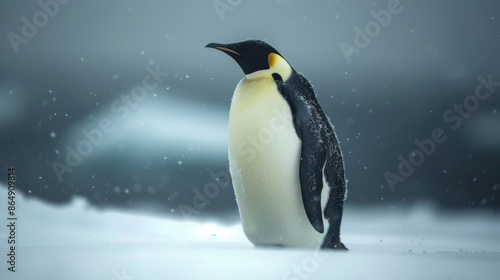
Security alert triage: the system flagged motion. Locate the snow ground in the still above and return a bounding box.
[0,186,499,280]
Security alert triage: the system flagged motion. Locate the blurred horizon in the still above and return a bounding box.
[1,0,499,221]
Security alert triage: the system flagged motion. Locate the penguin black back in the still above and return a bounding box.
[272,71,347,249]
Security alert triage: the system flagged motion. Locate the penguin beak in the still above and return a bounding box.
[206,41,259,75]
[205,43,241,56]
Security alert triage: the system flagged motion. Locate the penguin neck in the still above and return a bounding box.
[245,54,293,81]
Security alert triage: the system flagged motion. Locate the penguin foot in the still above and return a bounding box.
[320,242,348,251]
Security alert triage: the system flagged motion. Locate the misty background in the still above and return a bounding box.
[0,0,499,222]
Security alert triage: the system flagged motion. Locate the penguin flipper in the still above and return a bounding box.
[298,121,327,234]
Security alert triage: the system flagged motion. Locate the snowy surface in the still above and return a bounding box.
[0,186,499,280]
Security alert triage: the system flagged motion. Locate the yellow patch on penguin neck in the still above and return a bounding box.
[245,53,293,81]
[268,52,279,68]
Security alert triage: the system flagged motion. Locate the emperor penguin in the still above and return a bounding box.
[206,40,347,250]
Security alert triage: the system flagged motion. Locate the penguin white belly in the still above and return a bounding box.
[228,76,328,247]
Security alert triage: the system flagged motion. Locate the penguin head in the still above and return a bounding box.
[206,40,292,81]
